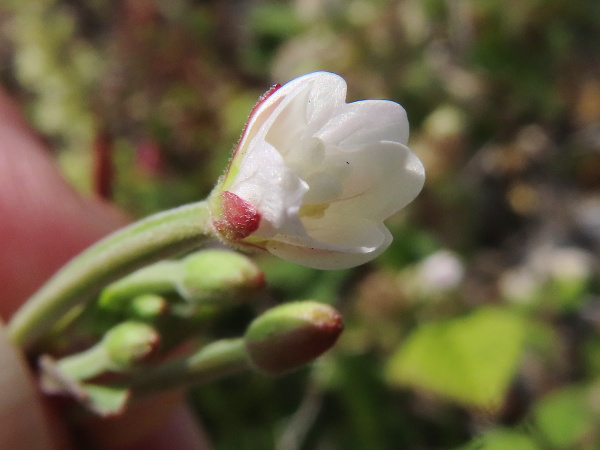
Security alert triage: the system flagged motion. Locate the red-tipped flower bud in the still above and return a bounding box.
[102,321,160,369]
[244,301,343,375]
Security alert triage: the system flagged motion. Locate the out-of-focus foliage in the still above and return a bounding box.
[532,384,600,449]
[386,306,526,409]
[2,0,600,449]
[463,428,539,450]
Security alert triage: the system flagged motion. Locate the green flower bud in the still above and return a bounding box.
[179,249,265,302]
[130,294,168,320]
[102,321,160,369]
[244,301,343,375]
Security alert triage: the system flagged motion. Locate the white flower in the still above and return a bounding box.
[210,71,425,269]
[416,250,464,293]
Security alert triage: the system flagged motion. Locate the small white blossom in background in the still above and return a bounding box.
[531,246,593,283]
[500,245,593,307]
[415,250,465,294]
[210,71,425,269]
[499,267,541,305]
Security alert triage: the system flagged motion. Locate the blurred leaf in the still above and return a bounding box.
[462,428,538,450]
[533,385,599,449]
[544,277,589,313]
[464,428,538,450]
[583,335,600,378]
[259,257,321,297]
[323,355,389,449]
[258,257,349,304]
[379,225,439,269]
[386,307,525,409]
[250,3,303,38]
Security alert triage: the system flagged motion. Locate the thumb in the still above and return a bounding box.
[0,88,128,319]
[0,320,70,449]
[0,88,212,450]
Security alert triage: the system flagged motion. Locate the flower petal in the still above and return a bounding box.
[300,214,388,251]
[277,71,347,128]
[324,141,425,221]
[264,72,348,161]
[266,221,393,270]
[317,100,410,148]
[230,141,308,233]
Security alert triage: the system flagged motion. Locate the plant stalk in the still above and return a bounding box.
[8,201,213,350]
[125,338,249,395]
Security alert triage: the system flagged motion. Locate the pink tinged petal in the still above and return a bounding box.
[240,83,283,147]
[317,100,410,148]
[223,84,284,189]
[213,191,261,241]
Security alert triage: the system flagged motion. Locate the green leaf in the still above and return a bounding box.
[250,3,303,37]
[462,428,539,450]
[533,385,599,449]
[386,307,525,409]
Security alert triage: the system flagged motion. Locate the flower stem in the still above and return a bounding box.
[8,201,214,350]
[56,343,111,381]
[124,338,249,395]
[98,261,181,311]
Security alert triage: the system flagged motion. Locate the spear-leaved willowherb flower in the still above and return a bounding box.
[210,71,425,269]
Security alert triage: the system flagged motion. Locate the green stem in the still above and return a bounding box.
[8,201,214,350]
[98,261,182,311]
[57,343,110,381]
[125,338,249,395]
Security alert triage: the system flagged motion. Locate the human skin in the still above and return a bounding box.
[0,87,211,450]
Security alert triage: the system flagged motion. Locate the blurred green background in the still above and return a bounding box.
[2,0,600,448]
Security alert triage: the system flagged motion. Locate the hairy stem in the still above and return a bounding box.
[125,338,249,395]
[9,201,214,350]
[56,343,110,381]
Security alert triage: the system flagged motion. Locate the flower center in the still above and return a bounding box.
[299,202,329,219]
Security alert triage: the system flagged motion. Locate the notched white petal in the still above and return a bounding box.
[317,100,409,148]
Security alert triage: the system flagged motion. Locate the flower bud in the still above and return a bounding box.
[244,301,343,375]
[102,321,160,369]
[179,249,265,302]
[129,294,168,320]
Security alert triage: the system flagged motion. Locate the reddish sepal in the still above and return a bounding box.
[214,191,261,241]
